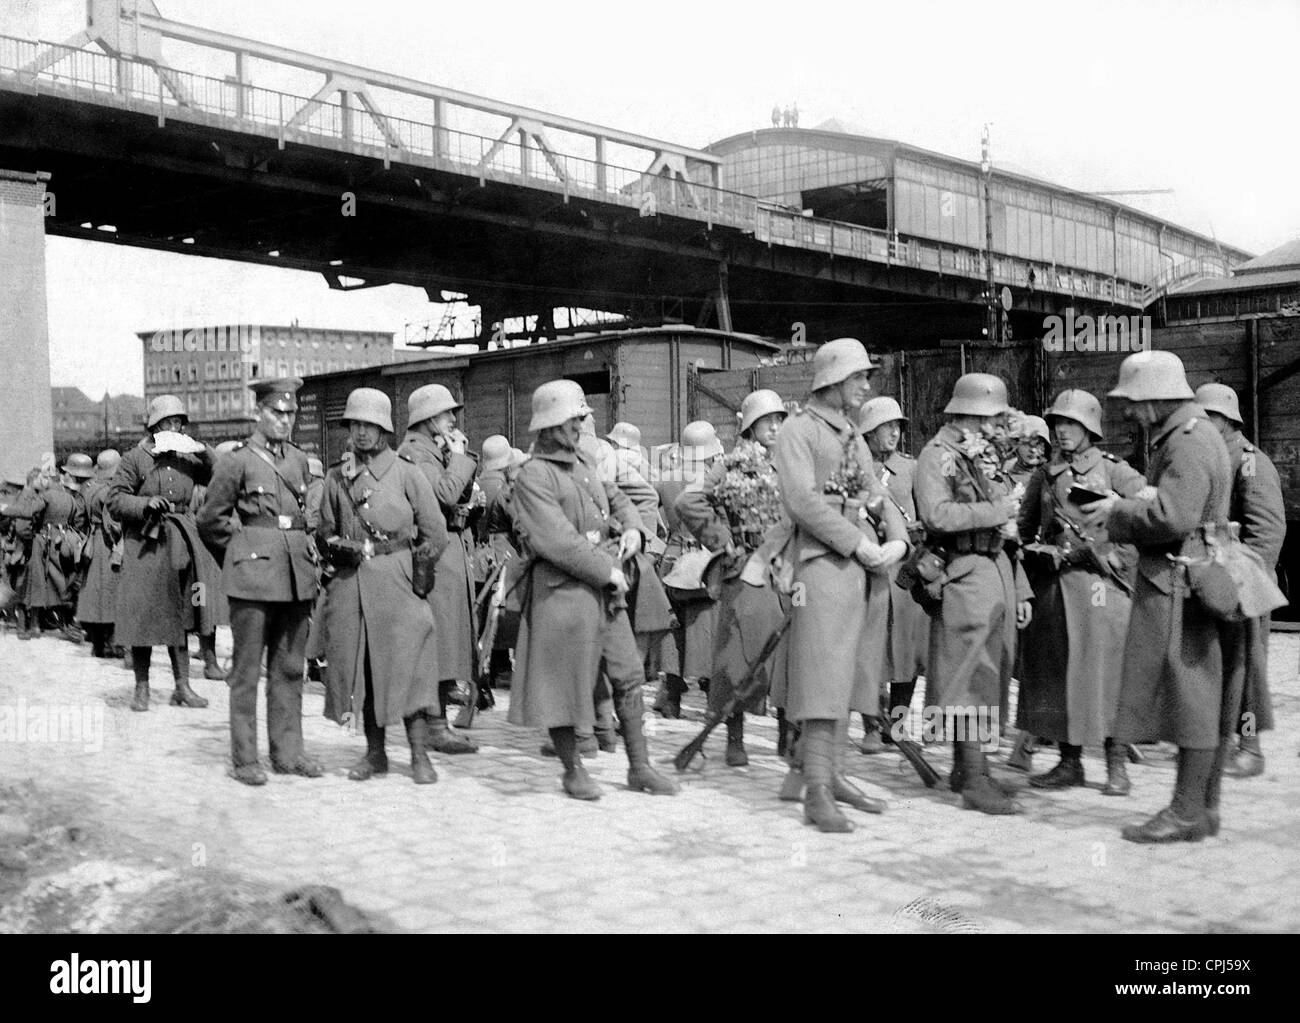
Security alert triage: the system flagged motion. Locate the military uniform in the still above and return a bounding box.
[1016,447,1145,748]
[914,424,1032,728]
[1,480,35,636]
[397,431,477,689]
[75,474,123,652]
[874,450,930,705]
[22,480,89,619]
[198,412,320,777]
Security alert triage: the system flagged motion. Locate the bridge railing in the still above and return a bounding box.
[0,32,1152,310]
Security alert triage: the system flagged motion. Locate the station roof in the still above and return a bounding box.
[705,123,1253,261]
[1235,238,1300,275]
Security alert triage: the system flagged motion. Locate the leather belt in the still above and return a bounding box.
[357,536,411,556]
[947,529,1003,554]
[244,515,307,531]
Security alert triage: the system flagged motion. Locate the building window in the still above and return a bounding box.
[172,365,183,383]
[205,360,215,380]
[188,365,199,382]
[294,360,305,375]
[205,392,217,411]
[311,361,322,374]
[218,361,228,380]
[278,360,289,377]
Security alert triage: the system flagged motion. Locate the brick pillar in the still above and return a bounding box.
[0,169,54,481]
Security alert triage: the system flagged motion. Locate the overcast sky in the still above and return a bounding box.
[13,0,1300,398]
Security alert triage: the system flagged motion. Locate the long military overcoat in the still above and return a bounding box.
[773,402,909,722]
[75,477,122,624]
[397,431,474,682]
[874,450,930,688]
[914,424,1033,730]
[315,447,444,726]
[507,441,645,731]
[22,483,88,609]
[109,438,218,647]
[1015,445,1145,745]
[1107,402,1242,749]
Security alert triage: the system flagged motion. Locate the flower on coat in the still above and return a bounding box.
[711,439,785,550]
[958,430,1004,481]
[823,432,873,500]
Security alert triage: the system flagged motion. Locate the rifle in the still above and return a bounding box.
[456,560,510,728]
[880,713,942,788]
[674,608,794,772]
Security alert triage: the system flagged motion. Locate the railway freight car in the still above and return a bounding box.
[294,325,779,465]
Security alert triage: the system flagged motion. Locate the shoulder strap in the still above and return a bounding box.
[247,442,306,511]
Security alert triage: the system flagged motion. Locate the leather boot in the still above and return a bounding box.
[550,727,602,799]
[168,645,209,708]
[1224,735,1265,778]
[1102,737,1131,796]
[348,711,388,780]
[404,714,438,785]
[859,714,886,755]
[958,742,1021,814]
[427,714,478,754]
[1030,744,1084,789]
[652,674,685,719]
[619,686,679,795]
[834,718,886,813]
[199,633,227,681]
[801,720,853,832]
[540,733,599,758]
[1005,731,1036,772]
[1123,747,1212,843]
[725,713,749,767]
[949,745,1018,796]
[129,647,150,712]
[16,607,32,641]
[776,708,791,759]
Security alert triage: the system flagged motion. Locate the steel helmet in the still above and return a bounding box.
[341,387,394,432]
[738,390,787,436]
[1108,350,1195,402]
[1194,382,1243,425]
[307,456,325,478]
[146,394,188,429]
[1018,415,1053,445]
[529,379,593,432]
[480,434,512,471]
[407,383,462,427]
[680,420,724,462]
[95,449,122,473]
[606,422,642,451]
[811,338,878,391]
[61,453,95,478]
[1045,390,1103,439]
[507,447,529,470]
[944,374,1009,417]
[858,396,907,436]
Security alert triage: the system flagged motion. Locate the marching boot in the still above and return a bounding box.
[129,647,151,712]
[1203,740,1230,838]
[404,713,438,785]
[800,720,852,832]
[168,644,208,708]
[832,718,887,814]
[619,687,679,795]
[724,712,749,767]
[122,646,134,670]
[16,607,32,641]
[427,714,478,754]
[778,730,805,801]
[1102,737,1131,796]
[550,727,601,800]
[348,713,388,780]
[958,742,1021,815]
[949,744,1018,796]
[652,674,685,719]
[1030,743,1084,789]
[86,624,105,657]
[199,633,227,681]
[858,713,886,755]
[1223,734,1265,779]
[883,680,917,746]
[61,612,83,645]
[776,708,791,759]
[1122,747,1212,843]
[1005,731,1036,772]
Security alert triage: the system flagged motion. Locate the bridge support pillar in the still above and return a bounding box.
[0,169,54,482]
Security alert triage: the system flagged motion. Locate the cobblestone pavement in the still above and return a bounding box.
[2,625,1298,933]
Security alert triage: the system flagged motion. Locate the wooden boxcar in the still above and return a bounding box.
[294,326,779,465]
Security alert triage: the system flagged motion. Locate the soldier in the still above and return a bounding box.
[1003,415,1050,489]
[477,445,529,690]
[1016,389,1146,796]
[508,380,679,800]
[110,398,219,711]
[1194,382,1285,779]
[22,453,93,640]
[676,389,788,766]
[1,470,35,638]
[914,373,1034,815]
[304,456,326,533]
[315,388,448,785]
[653,420,724,718]
[197,379,322,785]
[397,384,482,751]
[773,339,910,832]
[76,449,124,657]
[1081,351,1241,842]
[856,396,929,755]
[601,422,662,540]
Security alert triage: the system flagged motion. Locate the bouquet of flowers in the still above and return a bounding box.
[823,432,873,499]
[957,429,1003,482]
[711,439,786,551]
